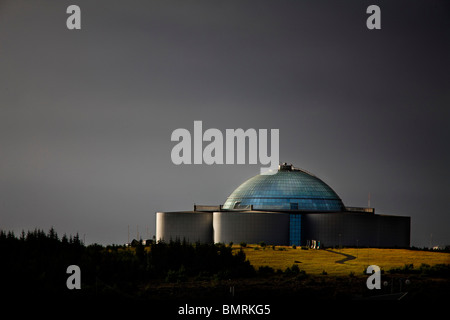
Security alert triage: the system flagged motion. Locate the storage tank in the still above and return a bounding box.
[156,211,213,243]
[213,211,290,245]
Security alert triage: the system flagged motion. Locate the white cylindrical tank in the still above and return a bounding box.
[156,211,213,243]
[213,211,290,245]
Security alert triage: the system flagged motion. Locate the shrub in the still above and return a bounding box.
[258,266,275,275]
[290,264,300,274]
[419,263,450,276]
[388,264,415,274]
[214,269,232,280]
[165,265,187,283]
[195,271,212,281]
[285,264,306,276]
[295,272,308,281]
[165,269,177,283]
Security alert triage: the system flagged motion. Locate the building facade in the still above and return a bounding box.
[156,164,410,248]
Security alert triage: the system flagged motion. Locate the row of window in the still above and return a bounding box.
[224,199,343,211]
[237,182,330,189]
[231,191,335,198]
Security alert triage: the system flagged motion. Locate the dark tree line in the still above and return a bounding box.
[0,228,254,298]
[0,228,85,295]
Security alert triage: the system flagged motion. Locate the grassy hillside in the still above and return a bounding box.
[2,229,449,301]
[238,245,450,276]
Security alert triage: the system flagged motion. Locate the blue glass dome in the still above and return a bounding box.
[223,164,344,212]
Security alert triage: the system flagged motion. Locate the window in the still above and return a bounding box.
[289,214,301,246]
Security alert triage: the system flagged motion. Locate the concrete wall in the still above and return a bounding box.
[156,211,213,243]
[213,211,290,245]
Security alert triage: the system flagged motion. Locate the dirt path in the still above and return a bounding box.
[325,249,357,264]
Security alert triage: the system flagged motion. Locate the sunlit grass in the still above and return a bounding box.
[235,246,450,276]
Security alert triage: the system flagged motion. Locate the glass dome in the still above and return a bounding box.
[223,164,344,212]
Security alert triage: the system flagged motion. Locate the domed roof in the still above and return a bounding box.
[223,163,344,212]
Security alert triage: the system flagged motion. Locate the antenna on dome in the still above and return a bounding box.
[278,162,293,171]
[368,192,371,208]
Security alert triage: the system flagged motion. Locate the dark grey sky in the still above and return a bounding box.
[1,0,449,247]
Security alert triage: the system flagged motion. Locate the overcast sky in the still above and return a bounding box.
[0,0,449,247]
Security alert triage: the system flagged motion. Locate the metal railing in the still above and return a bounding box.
[345,206,375,214]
